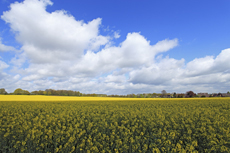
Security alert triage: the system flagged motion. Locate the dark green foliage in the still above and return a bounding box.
[13,88,30,95]
[0,88,7,95]
[173,92,177,98]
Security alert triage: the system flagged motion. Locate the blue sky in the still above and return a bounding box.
[0,0,230,94]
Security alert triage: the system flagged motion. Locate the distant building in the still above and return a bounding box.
[197,93,209,97]
[220,93,230,97]
[211,93,228,97]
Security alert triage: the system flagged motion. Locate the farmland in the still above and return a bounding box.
[0,96,230,152]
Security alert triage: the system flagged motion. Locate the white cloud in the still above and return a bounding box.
[213,48,230,71]
[114,31,120,39]
[127,48,230,93]
[186,56,215,76]
[1,0,109,64]
[103,74,126,83]
[67,32,178,78]
[0,0,230,94]
[185,48,230,76]
[10,52,27,67]
[129,57,185,85]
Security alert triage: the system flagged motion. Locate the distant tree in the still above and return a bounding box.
[19,89,83,96]
[173,92,176,98]
[23,90,30,95]
[161,90,167,95]
[138,94,144,98]
[161,90,167,98]
[177,94,184,98]
[38,90,44,95]
[152,93,157,97]
[0,88,7,94]
[31,91,38,95]
[48,91,52,95]
[13,88,30,95]
[14,88,24,95]
[186,91,196,98]
[217,93,223,97]
[227,91,230,94]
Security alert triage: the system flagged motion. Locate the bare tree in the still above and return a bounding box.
[161,90,167,98]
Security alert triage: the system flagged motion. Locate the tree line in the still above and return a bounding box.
[0,88,82,96]
[0,88,229,98]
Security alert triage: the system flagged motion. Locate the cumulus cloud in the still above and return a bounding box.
[129,57,185,85]
[185,48,230,76]
[0,0,230,94]
[1,0,109,64]
[117,48,230,93]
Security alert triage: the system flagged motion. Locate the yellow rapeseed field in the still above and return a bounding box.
[0,96,229,152]
[0,95,229,101]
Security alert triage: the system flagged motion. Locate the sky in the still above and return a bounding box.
[0,0,230,94]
